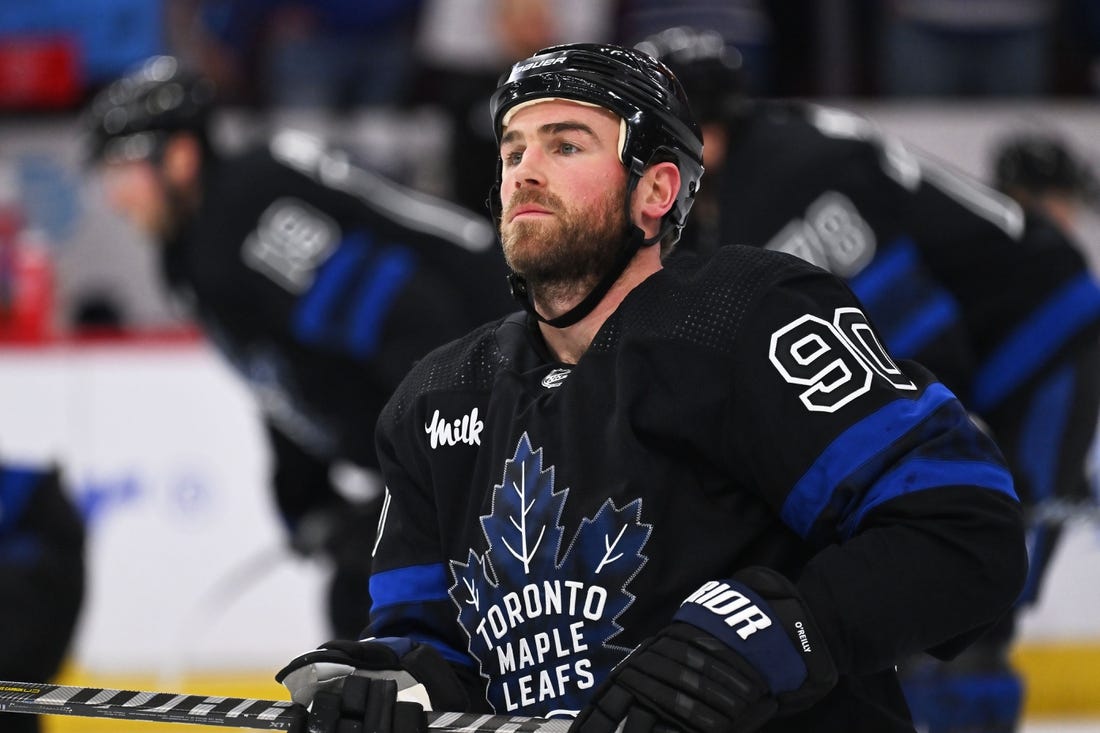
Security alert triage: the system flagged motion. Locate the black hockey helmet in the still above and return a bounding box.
[83,55,217,165]
[992,133,1099,202]
[489,42,704,248]
[635,26,747,126]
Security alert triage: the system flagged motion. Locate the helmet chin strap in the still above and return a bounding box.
[508,225,648,329]
[508,168,674,329]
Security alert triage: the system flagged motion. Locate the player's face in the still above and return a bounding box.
[99,159,174,242]
[498,100,630,289]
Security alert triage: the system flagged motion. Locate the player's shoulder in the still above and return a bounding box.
[381,313,523,422]
[741,101,876,161]
[599,247,830,355]
[667,244,828,292]
[264,129,497,253]
[203,139,325,213]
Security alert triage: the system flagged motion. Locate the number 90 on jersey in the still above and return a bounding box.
[769,307,917,413]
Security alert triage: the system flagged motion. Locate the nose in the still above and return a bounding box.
[507,147,546,190]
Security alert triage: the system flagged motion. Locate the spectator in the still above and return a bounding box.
[877,0,1056,97]
[174,0,424,109]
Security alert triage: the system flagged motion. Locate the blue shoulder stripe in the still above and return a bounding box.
[780,383,985,538]
[972,272,1100,412]
[370,562,450,611]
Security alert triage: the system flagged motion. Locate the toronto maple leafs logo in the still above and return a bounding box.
[449,434,652,717]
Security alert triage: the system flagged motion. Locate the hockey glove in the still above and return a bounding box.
[571,567,837,733]
[275,637,470,733]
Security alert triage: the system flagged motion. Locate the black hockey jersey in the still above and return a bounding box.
[160,130,516,557]
[0,462,84,689]
[682,102,1100,604]
[369,246,1026,731]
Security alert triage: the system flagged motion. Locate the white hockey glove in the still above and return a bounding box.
[275,637,470,733]
[570,567,838,733]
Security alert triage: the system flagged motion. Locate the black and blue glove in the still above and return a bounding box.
[276,637,472,733]
[571,567,837,733]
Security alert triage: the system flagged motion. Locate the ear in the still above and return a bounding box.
[634,161,681,238]
[161,133,203,189]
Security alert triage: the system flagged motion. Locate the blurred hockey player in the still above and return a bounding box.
[641,26,1100,733]
[82,56,516,638]
[0,460,85,733]
[991,131,1100,245]
[274,41,1027,733]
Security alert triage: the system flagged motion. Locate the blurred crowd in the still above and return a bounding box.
[2,0,1100,113]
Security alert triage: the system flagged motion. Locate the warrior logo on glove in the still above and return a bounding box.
[683,581,774,640]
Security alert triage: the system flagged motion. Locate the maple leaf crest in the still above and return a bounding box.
[449,433,652,716]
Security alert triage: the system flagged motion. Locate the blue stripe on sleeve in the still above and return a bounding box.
[863,289,959,358]
[369,562,451,611]
[848,238,918,303]
[850,239,961,358]
[971,272,1100,412]
[348,245,416,359]
[405,632,476,666]
[1014,364,1075,606]
[0,467,41,535]
[780,383,956,538]
[293,231,370,344]
[840,458,1016,539]
[1019,363,1074,504]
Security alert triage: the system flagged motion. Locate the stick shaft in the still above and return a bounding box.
[0,681,570,733]
[0,681,303,730]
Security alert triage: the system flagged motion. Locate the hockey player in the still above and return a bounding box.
[638,26,1100,733]
[991,132,1100,243]
[0,460,85,733]
[82,56,516,638]
[275,42,1028,733]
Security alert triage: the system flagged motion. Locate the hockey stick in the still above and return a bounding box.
[0,680,569,733]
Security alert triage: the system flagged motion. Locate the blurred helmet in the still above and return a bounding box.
[489,42,704,246]
[992,133,1099,202]
[635,26,746,125]
[84,55,217,165]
